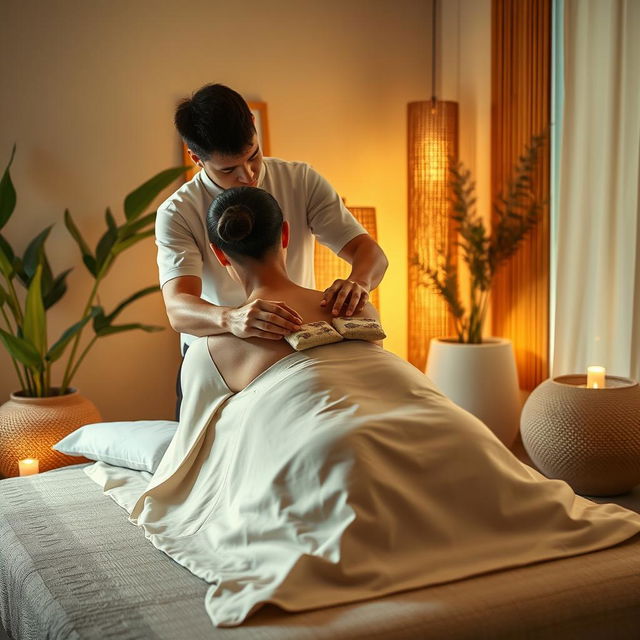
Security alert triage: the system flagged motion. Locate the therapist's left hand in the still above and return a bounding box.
[321,278,369,316]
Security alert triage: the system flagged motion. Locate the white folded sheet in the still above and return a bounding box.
[86,338,640,627]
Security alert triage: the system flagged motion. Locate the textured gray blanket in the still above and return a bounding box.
[1,466,640,639]
[0,465,211,640]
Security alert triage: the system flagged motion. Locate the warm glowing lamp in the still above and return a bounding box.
[407,0,459,370]
[314,205,380,309]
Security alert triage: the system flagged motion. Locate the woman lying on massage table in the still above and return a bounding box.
[204,186,384,392]
[85,186,640,628]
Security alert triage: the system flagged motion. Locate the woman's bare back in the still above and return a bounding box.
[207,287,380,392]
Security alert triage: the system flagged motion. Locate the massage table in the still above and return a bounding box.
[1,464,639,640]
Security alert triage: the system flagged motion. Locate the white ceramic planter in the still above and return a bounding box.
[426,337,521,447]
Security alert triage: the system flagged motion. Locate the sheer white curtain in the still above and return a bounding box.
[553,0,640,380]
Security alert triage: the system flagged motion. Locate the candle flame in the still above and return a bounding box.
[587,365,606,389]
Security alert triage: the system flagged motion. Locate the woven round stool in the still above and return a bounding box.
[0,389,101,478]
[520,375,640,496]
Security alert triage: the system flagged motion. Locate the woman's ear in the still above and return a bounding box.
[210,243,230,267]
[282,221,290,249]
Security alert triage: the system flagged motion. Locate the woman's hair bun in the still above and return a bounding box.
[206,186,283,259]
[216,205,254,243]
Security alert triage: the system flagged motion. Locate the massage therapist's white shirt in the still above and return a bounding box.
[155,157,367,348]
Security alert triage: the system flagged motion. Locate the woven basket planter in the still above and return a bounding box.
[521,375,640,496]
[0,389,101,478]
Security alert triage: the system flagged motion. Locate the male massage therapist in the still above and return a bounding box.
[156,83,388,369]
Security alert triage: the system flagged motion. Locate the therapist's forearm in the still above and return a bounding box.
[165,292,233,337]
[344,242,388,291]
[163,283,303,339]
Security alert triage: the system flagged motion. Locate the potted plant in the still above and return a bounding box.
[0,146,186,477]
[414,134,547,446]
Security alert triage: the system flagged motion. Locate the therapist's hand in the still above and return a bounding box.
[226,299,303,340]
[320,279,369,317]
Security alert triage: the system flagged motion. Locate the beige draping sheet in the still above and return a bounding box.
[86,338,640,627]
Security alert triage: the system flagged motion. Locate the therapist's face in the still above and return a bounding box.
[195,134,263,190]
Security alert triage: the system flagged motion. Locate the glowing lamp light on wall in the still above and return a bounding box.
[314,205,380,309]
[417,135,449,183]
[407,0,459,371]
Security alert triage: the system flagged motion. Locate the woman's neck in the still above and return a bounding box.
[237,258,302,300]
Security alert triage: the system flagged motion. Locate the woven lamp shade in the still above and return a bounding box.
[407,100,458,370]
[314,206,380,309]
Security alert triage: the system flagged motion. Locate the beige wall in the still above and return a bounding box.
[445,0,492,226]
[0,0,491,420]
[0,0,441,420]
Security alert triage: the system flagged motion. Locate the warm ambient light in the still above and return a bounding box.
[406,0,458,372]
[407,100,459,371]
[18,458,39,476]
[587,366,606,389]
[314,205,380,309]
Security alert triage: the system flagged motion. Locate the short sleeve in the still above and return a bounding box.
[304,167,368,254]
[155,203,203,287]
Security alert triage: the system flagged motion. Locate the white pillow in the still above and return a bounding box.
[53,420,178,473]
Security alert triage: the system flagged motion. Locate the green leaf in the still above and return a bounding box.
[43,267,72,309]
[0,328,43,370]
[64,209,94,264]
[0,282,5,306]
[0,243,13,278]
[95,224,118,271]
[22,225,52,280]
[123,166,187,221]
[13,257,28,287]
[105,207,117,232]
[105,285,160,323]
[23,264,46,357]
[82,254,97,277]
[0,234,15,265]
[46,310,97,363]
[118,211,156,240]
[91,305,108,332]
[111,228,155,256]
[0,145,17,231]
[39,252,54,301]
[0,280,18,319]
[96,322,163,337]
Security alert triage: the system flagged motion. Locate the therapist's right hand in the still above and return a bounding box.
[226,299,303,340]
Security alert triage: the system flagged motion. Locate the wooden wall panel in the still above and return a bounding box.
[491,0,551,390]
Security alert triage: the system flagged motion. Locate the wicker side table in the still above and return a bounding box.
[520,375,640,496]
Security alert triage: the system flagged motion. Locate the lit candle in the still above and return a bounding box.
[587,366,606,389]
[18,458,39,476]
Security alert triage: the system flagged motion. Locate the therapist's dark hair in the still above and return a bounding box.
[207,187,283,261]
[175,84,256,159]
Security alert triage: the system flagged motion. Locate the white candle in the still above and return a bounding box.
[18,458,39,476]
[587,366,606,389]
